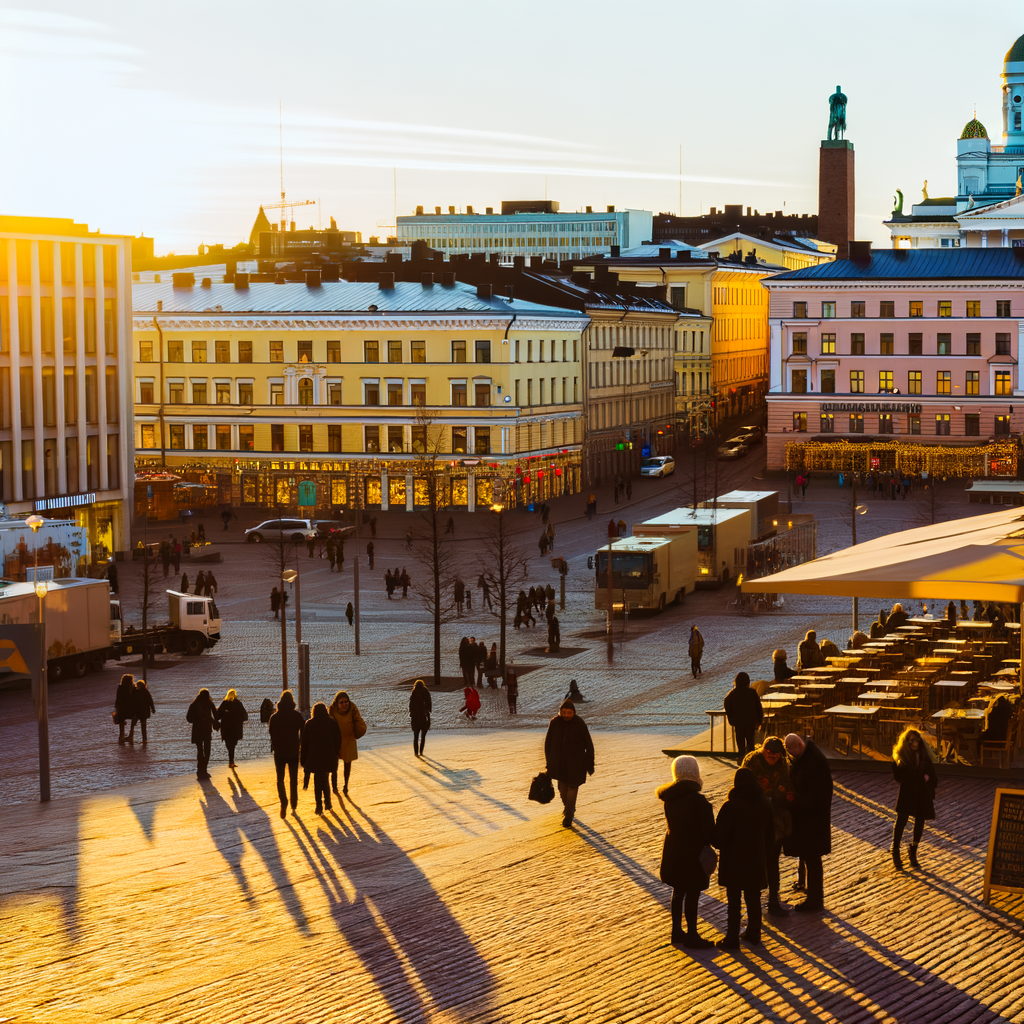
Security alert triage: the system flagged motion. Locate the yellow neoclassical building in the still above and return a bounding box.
[132,274,587,513]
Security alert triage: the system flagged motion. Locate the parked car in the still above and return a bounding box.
[717,441,749,461]
[737,424,763,437]
[245,518,318,544]
[729,430,762,447]
[640,455,676,478]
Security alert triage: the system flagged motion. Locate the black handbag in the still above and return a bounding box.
[528,771,555,804]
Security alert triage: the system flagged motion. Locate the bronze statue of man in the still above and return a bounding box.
[827,85,848,141]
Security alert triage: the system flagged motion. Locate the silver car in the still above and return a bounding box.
[640,455,675,478]
[244,518,318,543]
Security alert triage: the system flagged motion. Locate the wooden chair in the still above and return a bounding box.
[980,732,1015,769]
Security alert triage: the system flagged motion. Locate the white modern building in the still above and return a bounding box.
[397,200,652,263]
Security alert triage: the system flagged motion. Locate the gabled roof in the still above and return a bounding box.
[699,232,834,258]
[766,248,1024,282]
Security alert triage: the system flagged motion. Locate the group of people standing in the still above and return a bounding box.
[385,568,411,599]
[458,636,500,688]
[181,570,217,597]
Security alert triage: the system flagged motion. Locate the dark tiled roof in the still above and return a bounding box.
[767,249,1024,282]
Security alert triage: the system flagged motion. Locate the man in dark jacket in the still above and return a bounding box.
[784,733,833,912]
[301,702,342,815]
[723,672,763,763]
[544,699,595,828]
[269,689,305,817]
[185,688,220,780]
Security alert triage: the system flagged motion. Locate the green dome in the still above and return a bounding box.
[1005,33,1024,63]
[960,118,988,139]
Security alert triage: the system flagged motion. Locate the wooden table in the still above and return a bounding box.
[790,675,823,686]
[856,691,907,705]
[958,621,993,634]
[841,649,868,656]
[825,705,880,756]
[705,710,731,753]
[863,679,903,691]
[933,679,971,709]
[798,682,837,693]
[978,681,1017,694]
[932,708,986,761]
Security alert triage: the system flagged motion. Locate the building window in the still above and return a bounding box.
[298,378,314,405]
[849,413,864,433]
[937,334,951,356]
[411,340,425,363]
[966,300,981,318]
[908,414,921,434]
[792,412,807,432]
[238,340,252,363]
[793,301,807,318]
[791,369,807,393]
[452,382,467,406]
[216,425,231,450]
[792,333,807,354]
[966,371,980,395]
[475,426,491,455]
[850,301,865,318]
[996,414,1011,435]
[193,425,208,450]
[364,426,380,453]
[821,301,836,318]
[216,383,231,404]
[938,301,952,318]
[192,340,207,363]
[328,425,342,452]
[879,370,894,392]
[168,382,184,404]
[452,340,466,363]
[850,370,865,393]
[328,382,342,405]
[269,424,284,451]
[965,414,981,436]
[879,301,895,318]
[996,332,1012,355]
[998,300,1012,317]
[851,333,865,355]
[996,371,1013,395]
[878,413,893,434]
[905,371,921,395]
[215,340,230,363]
[475,339,491,363]
[238,382,253,404]
[364,382,379,406]
[452,426,467,454]
[475,383,491,407]
[410,425,426,453]
[821,369,835,393]
[937,371,951,394]
[239,425,254,451]
[909,301,923,317]
[270,383,284,405]
[527,380,533,405]
[192,382,207,404]
[140,424,156,448]
[820,413,834,433]
[168,340,183,362]
[966,333,981,356]
[880,333,894,355]
[387,382,403,406]
[388,340,402,363]
[298,425,313,452]
[935,414,950,435]
[170,424,185,449]
[909,333,923,355]
[139,380,154,404]
[269,340,284,362]
[821,333,836,354]
[139,340,153,362]
[409,382,425,406]
[364,340,379,363]
[293,340,310,363]
[327,340,341,363]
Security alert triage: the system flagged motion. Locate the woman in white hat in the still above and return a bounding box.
[656,755,716,948]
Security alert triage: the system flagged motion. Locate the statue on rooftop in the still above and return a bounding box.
[827,86,848,140]
[892,189,904,216]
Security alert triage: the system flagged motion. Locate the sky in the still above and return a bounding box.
[1,0,1021,255]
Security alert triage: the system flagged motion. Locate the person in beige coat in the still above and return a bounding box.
[328,690,367,796]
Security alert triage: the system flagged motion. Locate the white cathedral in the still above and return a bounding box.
[886,32,1024,248]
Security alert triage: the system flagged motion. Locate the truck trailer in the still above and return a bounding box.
[633,506,751,586]
[594,531,697,612]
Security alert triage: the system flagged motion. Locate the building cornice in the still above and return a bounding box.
[134,315,588,333]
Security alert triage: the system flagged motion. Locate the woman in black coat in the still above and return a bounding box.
[783,733,833,912]
[129,679,156,744]
[772,649,795,682]
[544,699,594,828]
[657,756,716,948]
[301,702,341,815]
[714,767,773,948]
[891,727,937,870]
[113,674,135,745]
[217,689,249,768]
[723,672,764,764]
[409,679,432,757]
[185,688,220,780]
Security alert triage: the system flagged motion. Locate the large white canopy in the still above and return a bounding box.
[741,506,1024,603]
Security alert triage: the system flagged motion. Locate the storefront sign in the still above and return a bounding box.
[34,493,96,512]
[820,402,923,413]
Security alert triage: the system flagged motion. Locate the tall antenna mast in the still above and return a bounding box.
[679,143,682,218]
[279,101,285,232]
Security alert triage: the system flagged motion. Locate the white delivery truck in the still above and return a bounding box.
[701,490,780,542]
[633,506,751,586]
[115,590,222,660]
[594,531,697,612]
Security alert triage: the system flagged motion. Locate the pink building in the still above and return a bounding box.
[763,246,1023,475]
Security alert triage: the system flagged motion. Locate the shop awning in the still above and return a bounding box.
[741,505,1024,603]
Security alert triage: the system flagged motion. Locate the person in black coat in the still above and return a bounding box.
[657,755,716,948]
[217,689,249,768]
[114,673,135,745]
[268,689,304,818]
[409,679,432,757]
[772,649,795,682]
[185,688,220,780]
[544,699,595,829]
[128,679,155,744]
[885,602,908,632]
[891,727,938,870]
[783,733,833,912]
[723,672,764,763]
[714,767,773,948]
[301,702,342,815]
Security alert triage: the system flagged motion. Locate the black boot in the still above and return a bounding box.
[908,844,920,869]
[892,841,904,870]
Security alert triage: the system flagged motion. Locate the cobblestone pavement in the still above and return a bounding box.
[3,729,1024,1023]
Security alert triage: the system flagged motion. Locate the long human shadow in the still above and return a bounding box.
[286,803,497,1023]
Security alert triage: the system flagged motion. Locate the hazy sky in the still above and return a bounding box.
[1,1,1021,254]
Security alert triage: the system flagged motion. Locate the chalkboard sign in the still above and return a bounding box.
[983,788,1024,903]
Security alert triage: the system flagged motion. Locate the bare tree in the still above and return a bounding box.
[480,502,530,678]
[138,544,163,679]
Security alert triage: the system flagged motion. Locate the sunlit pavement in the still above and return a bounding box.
[2,728,1023,1024]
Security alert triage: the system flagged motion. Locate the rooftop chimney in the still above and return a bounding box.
[659,248,671,260]
[441,271,456,286]
[485,207,493,215]
[448,206,455,214]
[848,240,872,265]
[304,269,322,286]
[201,277,212,287]
[378,272,395,289]
[416,205,424,215]
[435,207,441,215]
[477,283,493,299]
[610,244,620,257]
[172,272,195,288]
[330,216,337,229]
[467,205,474,215]
[233,272,249,289]
[421,272,434,287]
[607,205,615,213]
[585,206,593,213]
[321,264,340,282]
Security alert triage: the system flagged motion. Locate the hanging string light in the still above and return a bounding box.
[785,438,1019,477]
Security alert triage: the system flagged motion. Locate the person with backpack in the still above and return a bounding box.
[268,690,304,818]
[409,679,432,757]
[328,690,366,796]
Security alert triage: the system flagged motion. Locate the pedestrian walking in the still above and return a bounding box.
[657,755,717,948]
[742,737,794,916]
[478,574,493,610]
[891,727,937,871]
[460,685,481,720]
[538,531,549,557]
[194,571,206,598]
[198,522,206,542]
[405,527,413,551]
[723,672,763,763]
[221,509,232,530]
[505,669,519,713]
[454,577,465,616]
[688,625,704,677]
[544,699,594,829]
[172,539,182,574]
[106,559,119,595]
[409,678,432,757]
[565,679,585,702]
[160,539,171,578]
[475,639,487,687]
[181,572,189,594]
[345,601,354,626]
[271,586,281,619]
[217,688,249,768]
[328,690,366,796]
[385,569,395,599]
[401,568,410,598]
[446,516,455,536]
[306,535,315,558]
[301,702,342,815]
[185,688,220,780]
[626,481,632,500]
[205,572,217,597]
[268,689,304,818]
[367,540,375,569]
[546,522,555,551]
[369,516,378,537]
[485,643,498,687]
[128,678,155,744]
[113,674,135,744]
[586,494,596,521]
[713,767,773,948]
[783,733,833,912]
[546,614,561,653]
[336,535,345,570]
[465,584,472,611]
[326,537,337,572]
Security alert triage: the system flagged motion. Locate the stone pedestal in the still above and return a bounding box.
[819,140,855,259]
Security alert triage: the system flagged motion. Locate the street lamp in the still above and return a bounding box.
[281,568,308,713]
[26,514,49,802]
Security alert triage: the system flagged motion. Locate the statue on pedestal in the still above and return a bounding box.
[827,85,848,141]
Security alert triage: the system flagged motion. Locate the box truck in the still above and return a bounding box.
[633,506,751,586]
[594,531,698,612]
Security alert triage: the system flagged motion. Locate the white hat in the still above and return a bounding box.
[671,755,702,788]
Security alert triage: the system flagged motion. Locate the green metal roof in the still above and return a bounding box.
[960,118,988,140]
[1006,33,1024,63]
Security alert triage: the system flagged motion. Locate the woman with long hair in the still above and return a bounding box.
[217,688,249,768]
[409,679,431,757]
[328,690,366,796]
[891,727,937,870]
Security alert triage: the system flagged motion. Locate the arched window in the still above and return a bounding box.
[298,377,314,405]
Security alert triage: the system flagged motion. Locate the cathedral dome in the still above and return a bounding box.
[960,118,988,139]
[1005,33,1024,64]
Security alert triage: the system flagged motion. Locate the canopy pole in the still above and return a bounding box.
[1020,600,1023,697]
